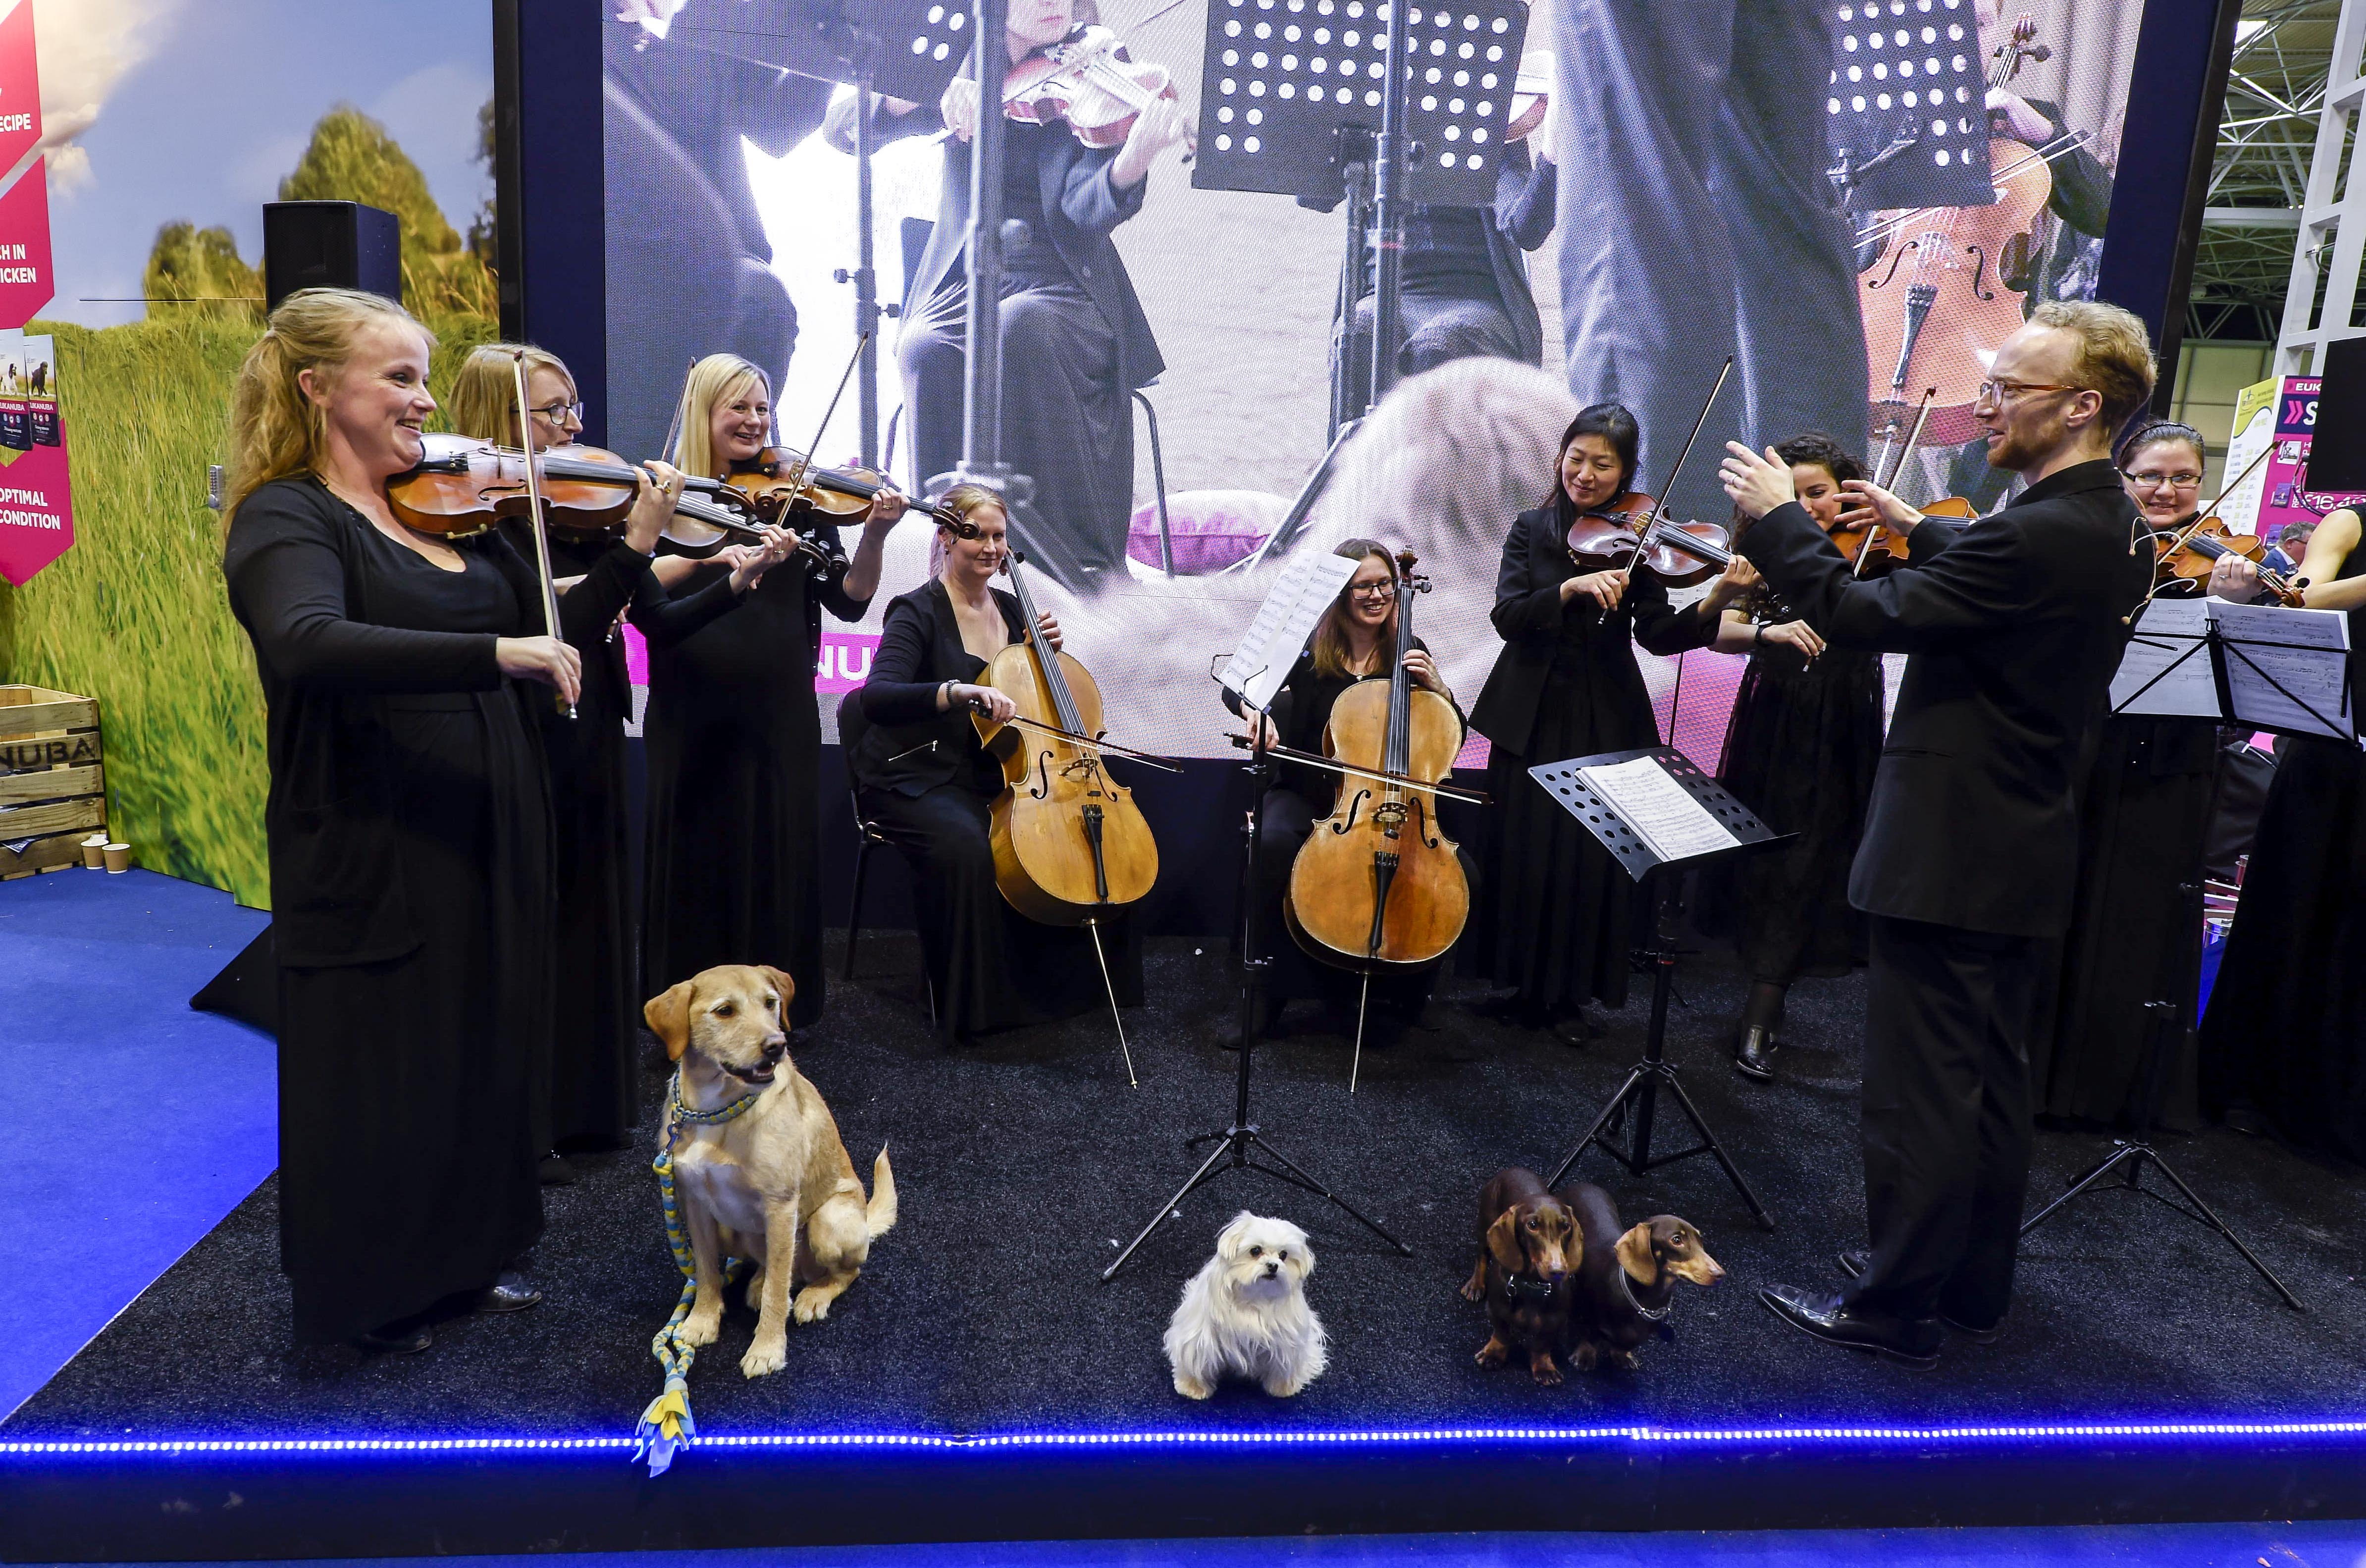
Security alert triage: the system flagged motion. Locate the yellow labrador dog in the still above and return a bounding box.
[645,964,896,1378]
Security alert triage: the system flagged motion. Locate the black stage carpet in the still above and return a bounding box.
[11,934,2365,1443]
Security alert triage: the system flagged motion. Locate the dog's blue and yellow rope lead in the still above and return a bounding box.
[636,1071,763,1476]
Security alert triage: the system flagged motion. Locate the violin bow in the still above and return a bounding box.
[509,350,576,721]
[658,357,693,469]
[1225,733,1492,805]
[1624,355,1735,575]
[2127,442,2282,618]
[775,330,874,518]
[1859,387,1936,578]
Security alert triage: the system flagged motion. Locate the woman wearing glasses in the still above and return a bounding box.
[640,353,905,1030]
[2199,497,2366,1159]
[1468,405,1743,1043]
[444,345,789,1170]
[1220,538,1461,1045]
[2024,421,2225,1130]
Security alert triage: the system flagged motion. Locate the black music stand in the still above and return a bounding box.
[1101,701,1414,1282]
[664,0,965,469]
[1201,0,1531,571]
[1822,2,1994,211]
[1530,747,1781,1229]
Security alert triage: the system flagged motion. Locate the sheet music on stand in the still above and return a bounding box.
[1216,549,1361,713]
[2109,597,2356,745]
[1529,747,1782,881]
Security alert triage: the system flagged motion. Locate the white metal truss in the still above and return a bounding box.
[2276,0,2366,369]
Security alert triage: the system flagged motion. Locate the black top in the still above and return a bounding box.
[1737,457,2151,936]
[1468,505,1720,758]
[852,578,1031,797]
[1222,638,1447,803]
[222,476,646,965]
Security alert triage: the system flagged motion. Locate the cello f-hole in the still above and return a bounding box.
[1329,789,1370,836]
[1966,243,1994,302]
[1031,749,1054,800]
[1864,242,1910,292]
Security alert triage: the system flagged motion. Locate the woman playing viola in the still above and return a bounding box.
[1699,433,1884,1082]
[640,353,906,1028]
[220,290,597,1352]
[1467,404,1747,1042]
[826,0,1189,589]
[849,485,1145,1041]
[1223,538,1463,1045]
[2199,499,2366,1158]
[444,344,792,1171]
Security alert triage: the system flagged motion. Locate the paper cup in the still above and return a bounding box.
[81,835,106,869]
[103,842,130,874]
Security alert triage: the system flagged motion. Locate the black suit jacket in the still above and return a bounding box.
[1736,458,2150,937]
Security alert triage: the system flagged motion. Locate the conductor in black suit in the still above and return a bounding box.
[1716,300,2158,1367]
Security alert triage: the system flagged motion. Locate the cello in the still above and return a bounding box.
[971,544,1172,1084]
[1284,550,1468,1088]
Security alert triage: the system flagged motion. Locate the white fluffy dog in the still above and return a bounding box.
[1163,1212,1329,1400]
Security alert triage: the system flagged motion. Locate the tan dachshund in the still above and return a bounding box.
[646,965,896,1379]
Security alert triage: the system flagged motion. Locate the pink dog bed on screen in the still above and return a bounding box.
[1127,490,1289,575]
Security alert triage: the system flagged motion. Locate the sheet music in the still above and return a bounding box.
[1576,756,1738,864]
[1218,550,1361,713]
[2211,599,2355,741]
[2109,598,2219,718]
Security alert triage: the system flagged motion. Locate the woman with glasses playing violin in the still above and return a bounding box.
[847,486,1143,1043]
[1220,538,1462,1047]
[2199,499,2366,1160]
[444,345,791,1171]
[640,353,906,1030]
[1696,433,1885,1083]
[2015,421,2228,1132]
[1467,404,1743,1044]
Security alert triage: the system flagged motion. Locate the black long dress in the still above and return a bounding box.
[1706,601,1884,984]
[850,579,1144,1039]
[1223,641,1458,1013]
[497,523,742,1148]
[2031,707,2219,1127]
[223,476,644,1343]
[2198,533,2366,1158]
[640,529,866,1028]
[1467,506,1719,1012]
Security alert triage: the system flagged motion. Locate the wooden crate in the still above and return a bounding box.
[0,683,105,878]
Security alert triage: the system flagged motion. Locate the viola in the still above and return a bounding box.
[1003,24,1197,157]
[1283,551,1469,1031]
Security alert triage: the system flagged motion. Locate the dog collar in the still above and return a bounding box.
[667,1069,765,1128]
[1618,1264,1672,1322]
[1505,1272,1562,1305]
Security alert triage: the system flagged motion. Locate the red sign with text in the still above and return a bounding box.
[0,1,39,177]
[0,0,64,582]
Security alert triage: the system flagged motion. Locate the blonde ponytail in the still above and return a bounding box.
[222,287,432,527]
[447,342,573,448]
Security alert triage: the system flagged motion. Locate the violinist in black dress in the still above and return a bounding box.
[826,0,1191,589]
[220,290,635,1352]
[1222,538,1462,1041]
[2028,422,2223,1128]
[1702,434,1884,1083]
[1467,404,1744,1043]
[2199,505,2366,1159]
[1722,300,2156,1365]
[848,485,1144,1040]
[639,354,906,1028]
[447,345,789,1170]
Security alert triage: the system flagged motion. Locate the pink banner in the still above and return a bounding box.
[0,0,39,178]
[0,441,74,584]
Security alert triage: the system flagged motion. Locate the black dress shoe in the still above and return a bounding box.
[1758,1283,1942,1369]
[473,1272,544,1315]
[1834,1251,2004,1345]
[1551,1010,1604,1047]
[353,1317,433,1355]
[538,1152,577,1186]
[1733,1025,1777,1082]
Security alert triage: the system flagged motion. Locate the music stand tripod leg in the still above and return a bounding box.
[1655,1068,1776,1228]
[2143,1153,2307,1311]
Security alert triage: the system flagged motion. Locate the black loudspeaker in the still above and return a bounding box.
[262,201,402,312]
[2307,336,2366,491]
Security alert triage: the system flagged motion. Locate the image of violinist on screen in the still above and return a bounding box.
[825,0,1192,593]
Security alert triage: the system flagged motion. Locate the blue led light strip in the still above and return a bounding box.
[6,1420,2366,1457]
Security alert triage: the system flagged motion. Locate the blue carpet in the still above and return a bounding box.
[0,869,275,1420]
[19,1521,2366,1566]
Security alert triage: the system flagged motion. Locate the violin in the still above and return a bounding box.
[387,433,645,540]
[971,544,1162,927]
[1566,493,1734,588]
[1836,389,1973,577]
[1859,17,2054,412]
[2152,514,2308,605]
[1283,551,1469,1046]
[1003,24,1196,157]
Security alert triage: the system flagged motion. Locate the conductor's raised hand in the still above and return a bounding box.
[1561,568,1628,612]
[940,74,981,141]
[1718,442,1796,519]
[1837,477,1923,536]
[496,635,583,707]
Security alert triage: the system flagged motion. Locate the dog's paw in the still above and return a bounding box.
[1529,1356,1564,1388]
[1610,1349,1641,1372]
[679,1306,723,1348]
[790,1286,835,1325]
[740,1335,789,1378]
[1456,1279,1485,1304]
[1474,1337,1509,1369]
[1262,1374,1307,1398]
[1172,1372,1215,1400]
[1571,1342,1599,1372]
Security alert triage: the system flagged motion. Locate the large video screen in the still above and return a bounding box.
[604,0,2156,759]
